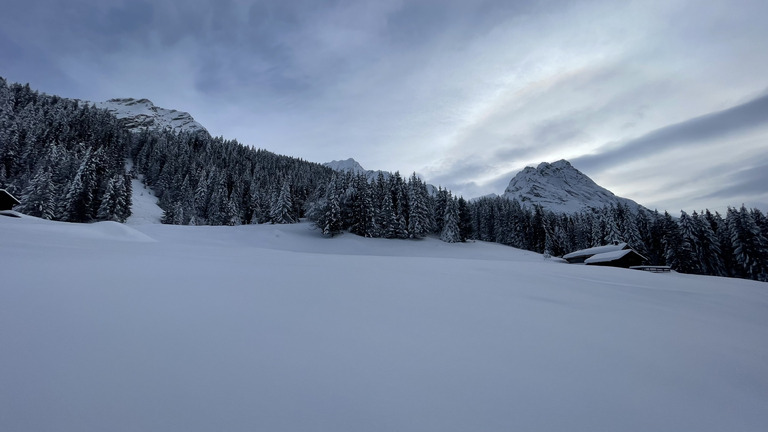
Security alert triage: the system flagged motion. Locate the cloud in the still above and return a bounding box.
[697,158,768,202]
[572,92,768,172]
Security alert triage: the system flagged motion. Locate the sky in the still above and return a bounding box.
[2,0,767,213]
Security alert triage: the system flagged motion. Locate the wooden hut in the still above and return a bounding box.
[0,189,20,211]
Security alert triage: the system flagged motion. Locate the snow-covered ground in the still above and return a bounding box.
[1,213,767,432]
[123,159,164,226]
[125,177,164,225]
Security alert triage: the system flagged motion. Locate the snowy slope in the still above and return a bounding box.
[2,215,767,432]
[84,98,207,134]
[124,160,164,225]
[503,159,645,213]
[125,177,164,225]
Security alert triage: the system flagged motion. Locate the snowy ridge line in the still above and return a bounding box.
[79,97,208,135]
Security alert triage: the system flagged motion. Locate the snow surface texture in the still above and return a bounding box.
[84,98,207,134]
[563,242,628,259]
[503,159,645,213]
[584,249,633,264]
[2,216,767,432]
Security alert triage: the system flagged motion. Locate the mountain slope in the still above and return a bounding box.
[503,159,645,213]
[85,98,207,134]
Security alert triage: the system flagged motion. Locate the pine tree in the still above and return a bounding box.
[116,174,132,222]
[270,180,297,224]
[406,175,429,239]
[695,210,724,276]
[318,176,343,237]
[661,211,696,273]
[603,206,622,244]
[678,210,702,273]
[18,167,56,219]
[378,192,398,239]
[61,148,95,222]
[440,195,461,243]
[622,209,646,256]
[728,206,768,281]
[457,197,473,242]
[349,174,374,237]
[591,213,604,247]
[96,175,118,221]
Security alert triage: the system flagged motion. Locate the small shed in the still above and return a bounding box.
[0,189,20,211]
[585,249,648,268]
[563,242,629,264]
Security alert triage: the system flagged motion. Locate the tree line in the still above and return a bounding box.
[467,195,768,282]
[1,77,765,282]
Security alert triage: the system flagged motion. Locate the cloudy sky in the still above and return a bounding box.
[2,0,767,213]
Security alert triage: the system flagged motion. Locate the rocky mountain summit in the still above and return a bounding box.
[85,98,207,134]
[502,159,645,213]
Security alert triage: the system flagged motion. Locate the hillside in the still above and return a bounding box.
[2,213,767,432]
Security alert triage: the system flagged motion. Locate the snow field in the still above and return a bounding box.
[1,215,767,432]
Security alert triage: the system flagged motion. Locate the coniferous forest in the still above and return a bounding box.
[1,77,766,282]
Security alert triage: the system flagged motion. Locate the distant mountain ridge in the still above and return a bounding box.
[502,159,645,213]
[323,158,392,180]
[323,158,369,175]
[82,98,207,135]
[324,158,440,196]
[85,98,638,214]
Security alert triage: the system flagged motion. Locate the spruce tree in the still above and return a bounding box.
[678,210,702,273]
[441,195,461,243]
[318,176,343,237]
[18,167,56,219]
[695,210,725,276]
[728,206,768,281]
[457,196,473,242]
[270,180,297,224]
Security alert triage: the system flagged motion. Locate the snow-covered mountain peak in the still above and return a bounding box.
[503,159,644,213]
[323,158,395,182]
[323,158,367,175]
[86,98,207,135]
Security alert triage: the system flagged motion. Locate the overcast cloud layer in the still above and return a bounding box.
[2,0,767,213]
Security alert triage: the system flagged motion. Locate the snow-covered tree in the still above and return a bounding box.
[728,206,768,281]
[270,180,297,224]
[441,195,461,243]
[18,167,56,219]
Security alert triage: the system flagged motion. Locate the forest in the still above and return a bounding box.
[1,77,766,282]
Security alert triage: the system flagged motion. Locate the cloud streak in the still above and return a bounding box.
[572,93,768,172]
